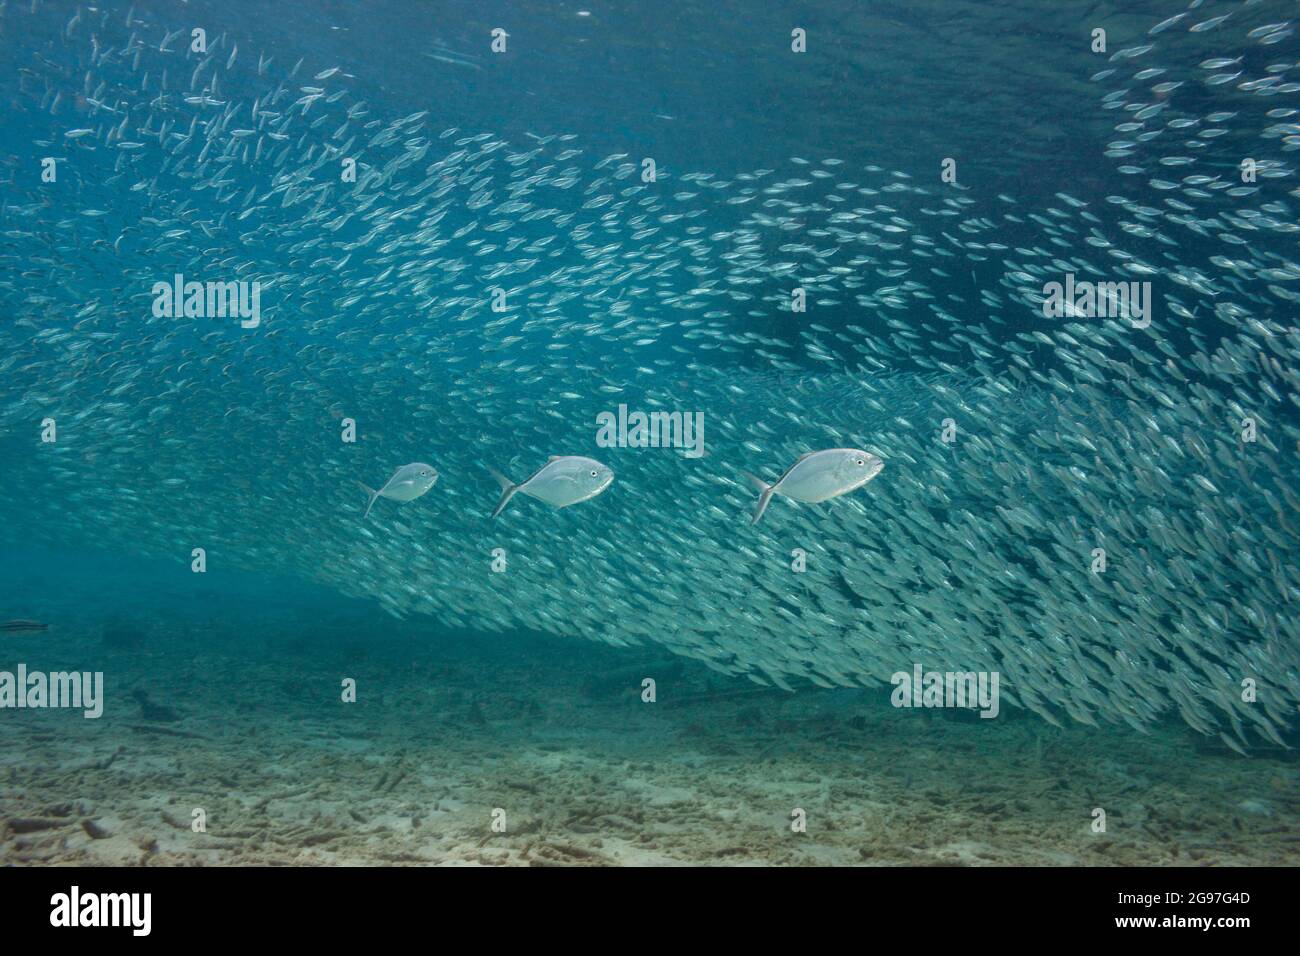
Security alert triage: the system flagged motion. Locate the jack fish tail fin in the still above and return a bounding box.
[743,472,777,525]
[357,480,380,519]
[487,466,519,518]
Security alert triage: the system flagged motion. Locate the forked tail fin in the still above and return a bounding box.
[743,472,776,525]
[487,466,519,518]
[357,480,381,518]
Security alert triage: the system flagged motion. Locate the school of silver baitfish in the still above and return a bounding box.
[1,0,1297,754]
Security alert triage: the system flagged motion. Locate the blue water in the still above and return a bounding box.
[0,0,1297,865]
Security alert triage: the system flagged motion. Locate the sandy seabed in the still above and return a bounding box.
[2,627,1296,867]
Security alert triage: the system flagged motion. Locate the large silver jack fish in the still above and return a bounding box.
[357,463,439,518]
[745,448,884,524]
[488,456,614,518]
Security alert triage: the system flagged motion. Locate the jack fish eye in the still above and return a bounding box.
[590,470,598,477]
[855,458,865,466]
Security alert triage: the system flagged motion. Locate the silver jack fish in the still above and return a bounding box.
[488,456,614,518]
[745,449,884,524]
[357,463,439,518]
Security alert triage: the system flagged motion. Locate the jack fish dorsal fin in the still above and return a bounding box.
[549,456,564,461]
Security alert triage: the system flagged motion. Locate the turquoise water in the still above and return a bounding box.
[1,0,1297,865]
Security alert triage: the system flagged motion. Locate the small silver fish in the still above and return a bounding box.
[745,448,884,524]
[357,463,438,518]
[488,456,614,518]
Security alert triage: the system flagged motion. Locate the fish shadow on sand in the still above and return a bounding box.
[131,688,180,723]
